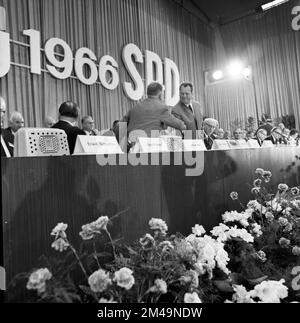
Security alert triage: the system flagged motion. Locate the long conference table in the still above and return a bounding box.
[1,146,300,287]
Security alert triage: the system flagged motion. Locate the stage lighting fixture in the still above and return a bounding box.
[261,0,289,11]
[212,70,223,80]
[228,61,244,78]
[243,67,252,77]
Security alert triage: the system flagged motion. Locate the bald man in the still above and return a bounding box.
[2,111,24,156]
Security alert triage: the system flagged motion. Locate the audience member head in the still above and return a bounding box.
[271,126,282,140]
[147,82,164,101]
[9,111,24,132]
[81,115,95,132]
[290,129,299,140]
[179,82,193,106]
[233,128,243,140]
[278,123,285,130]
[44,116,56,128]
[203,118,218,136]
[224,130,231,139]
[0,96,6,129]
[215,128,224,139]
[246,130,255,139]
[256,128,268,141]
[58,101,80,123]
[282,128,290,137]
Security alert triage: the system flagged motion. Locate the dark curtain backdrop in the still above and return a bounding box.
[0,0,215,130]
[219,0,300,129]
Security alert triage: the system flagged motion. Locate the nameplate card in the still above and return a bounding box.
[132,137,169,153]
[227,140,242,149]
[160,135,183,152]
[261,141,274,148]
[183,139,207,151]
[212,140,230,150]
[74,136,123,155]
[247,139,261,149]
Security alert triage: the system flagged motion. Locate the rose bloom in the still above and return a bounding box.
[250,279,288,303]
[114,267,135,290]
[291,187,300,196]
[139,233,155,248]
[255,168,265,176]
[278,184,289,192]
[93,216,109,231]
[251,187,260,194]
[230,192,238,200]
[279,237,290,248]
[283,223,293,233]
[265,212,274,221]
[184,292,202,303]
[88,269,112,293]
[292,246,300,256]
[148,218,168,234]
[253,179,262,187]
[278,217,289,227]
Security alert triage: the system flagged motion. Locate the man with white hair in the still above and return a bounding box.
[202,118,218,150]
[2,111,24,156]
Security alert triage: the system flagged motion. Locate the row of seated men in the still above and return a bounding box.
[1,82,299,156]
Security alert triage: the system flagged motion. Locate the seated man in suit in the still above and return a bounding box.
[172,82,203,139]
[81,115,100,136]
[2,110,24,156]
[255,128,268,146]
[52,101,86,154]
[121,82,186,147]
[201,118,219,150]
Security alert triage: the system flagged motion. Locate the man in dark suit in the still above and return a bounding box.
[172,82,203,139]
[1,96,11,157]
[121,82,186,145]
[2,110,24,157]
[266,127,283,145]
[81,115,100,136]
[52,101,86,154]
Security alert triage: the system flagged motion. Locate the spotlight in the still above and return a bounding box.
[243,67,252,77]
[228,61,244,78]
[212,70,223,80]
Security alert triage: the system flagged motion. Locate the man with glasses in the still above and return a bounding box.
[202,118,219,150]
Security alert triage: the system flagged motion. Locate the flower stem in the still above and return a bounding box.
[68,242,89,280]
[105,229,117,260]
[93,240,101,269]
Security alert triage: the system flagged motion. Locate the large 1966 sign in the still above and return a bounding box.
[0,29,180,105]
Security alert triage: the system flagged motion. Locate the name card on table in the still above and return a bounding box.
[227,140,246,149]
[183,139,207,151]
[131,137,169,153]
[73,136,123,155]
[247,139,261,149]
[261,141,274,148]
[212,140,230,150]
[160,135,183,152]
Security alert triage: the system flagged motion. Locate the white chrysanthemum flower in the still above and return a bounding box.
[88,269,112,293]
[226,226,254,243]
[250,279,288,303]
[251,223,263,237]
[222,210,252,227]
[51,237,69,252]
[266,199,282,212]
[184,292,202,303]
[148,218,168,235]
[113,267,135,290]
[26,268,52,294]
[210,223,230,242]
[192,224,206,236]
[149,279,167,294]
[51,223,68,239]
